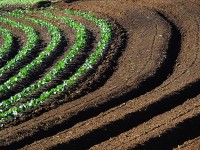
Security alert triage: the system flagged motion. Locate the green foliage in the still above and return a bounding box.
[0,10,87,112]
[0,16,39,79]
[0,9,112,123]
[0,11,61,94]
[0,28,13,59]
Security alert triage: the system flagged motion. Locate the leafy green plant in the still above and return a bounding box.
[0,10,87,112]
[0,9,112,122]
[0,11,61,94]
[0,16,39,80]
[0,27,13,59]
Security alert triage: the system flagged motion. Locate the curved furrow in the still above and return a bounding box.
[33,1,200,149]
[0,15,52,99]
[146,1,200,89]
[19,11,90,101]
[45,1,200,149]
[0,16,39,84]
[0,7,168,148]
[0,11,88,121]
[82,1,200,148]
[0,8,101,129]
[0,11,62,99]
[67,1,199,100]
[1,12,68,109]
[0,10,111,124]
[22,95,200,150]
[89,95,200,150]
[0,0,200,149]
[0,21,28,78]
[13,1,200,149]
[0,8,117,148]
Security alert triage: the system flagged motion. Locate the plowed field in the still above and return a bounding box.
[0,0,199,149]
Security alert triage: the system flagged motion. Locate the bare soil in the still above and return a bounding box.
[0,0,199,149]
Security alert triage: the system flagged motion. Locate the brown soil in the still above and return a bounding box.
[175,137,200,150]
[0,0,200,149]
[0,15,51,99]
[0,21,27,80]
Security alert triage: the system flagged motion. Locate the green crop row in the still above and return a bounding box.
[0,9,112,121]
[0,27,13,60]
[0,17,39,79]
[0,10,87,112]
[0,11,62,94]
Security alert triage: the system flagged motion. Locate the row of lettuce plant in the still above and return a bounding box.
[0,16,39,78]
[0,9,112,121]
[0,11,62,94]
[0,10,87,112]
[0,27,13,60]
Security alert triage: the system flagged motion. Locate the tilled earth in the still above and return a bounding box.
[0,0,200,149]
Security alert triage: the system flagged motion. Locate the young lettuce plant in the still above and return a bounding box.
[0,17,39,80]
[0,11,61,94]
[0,10,87,113]
[0,28,13,60]
[0,9,112,121]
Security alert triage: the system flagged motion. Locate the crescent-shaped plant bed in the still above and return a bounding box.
[0,1,199,150]
[0,8,112,124]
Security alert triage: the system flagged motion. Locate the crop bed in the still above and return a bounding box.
[0,0,200,149]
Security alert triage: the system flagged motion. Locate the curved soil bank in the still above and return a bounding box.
[0,0,199,149]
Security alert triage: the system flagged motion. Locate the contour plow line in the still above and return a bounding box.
[0,10,111,123]
[0,10,87,119]
[1,5,115,144]
[22,94,200,150]
[0,11,63,98]
[0,0,200,149]
[0,16,39,85]
[46,1,200,149]
[89,95,200,150]
[0,5,115,134]
[0,6,170,148]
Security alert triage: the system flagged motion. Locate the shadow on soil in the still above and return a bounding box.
[0,17,127,149]
[53,80,200,150]
[48,12,185,149]
[135,115,200,150]
[3,12,199,150]
[0,37,20,68]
